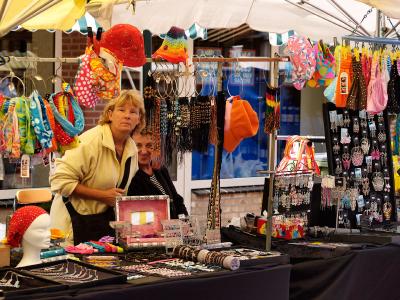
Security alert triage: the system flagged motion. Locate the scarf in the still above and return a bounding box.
[30,91,54,150]
[14,97,36,155]
[48,88,84,138]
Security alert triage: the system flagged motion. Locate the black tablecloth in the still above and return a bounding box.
[22,264,291,300]
[222,227,400,300]
[290,243,400,300]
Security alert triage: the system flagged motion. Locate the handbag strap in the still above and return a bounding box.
[118,156,132,189]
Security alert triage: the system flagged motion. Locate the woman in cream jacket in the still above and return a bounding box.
[50,90,145,245]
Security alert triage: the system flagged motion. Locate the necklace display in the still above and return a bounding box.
[28,262,99,283]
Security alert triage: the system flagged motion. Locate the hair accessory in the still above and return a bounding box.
[7,206,47,247]
[351,147,364,166]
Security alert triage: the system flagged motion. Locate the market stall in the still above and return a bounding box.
[1,1,400,299]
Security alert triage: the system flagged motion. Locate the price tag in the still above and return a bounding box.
[20,154,30,178]
[339,72,349,94]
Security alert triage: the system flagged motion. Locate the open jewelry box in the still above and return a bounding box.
[114,195,170,249]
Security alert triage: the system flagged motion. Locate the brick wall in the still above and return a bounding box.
[191,190,263,230]
[62,32,105,132]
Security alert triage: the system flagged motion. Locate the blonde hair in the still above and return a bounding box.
[98,90,146,135]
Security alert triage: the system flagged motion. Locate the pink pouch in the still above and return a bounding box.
[286,35,316,90]
[73,48,99,108]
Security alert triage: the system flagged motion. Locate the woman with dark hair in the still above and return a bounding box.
[128,130,188,219]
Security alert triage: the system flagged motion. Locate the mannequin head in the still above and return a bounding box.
[7,205,50,248]
[22,213,51,249]
[7,206,51,267]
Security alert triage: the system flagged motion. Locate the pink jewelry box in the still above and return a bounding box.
[115,195,170,249]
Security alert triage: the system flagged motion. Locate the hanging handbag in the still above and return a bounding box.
[276,136,320,175]
[63,157,132,245]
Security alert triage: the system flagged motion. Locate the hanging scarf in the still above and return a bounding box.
[89,47,122,100]
[48,89,84,138]
[264,85,280,134]
[30,91,54,150]
[367,54,388,114]
[2,100,20,158]
[42,97,59,152]
[387,59,400,114]
[14,97,36,154]
[347,55,367,110]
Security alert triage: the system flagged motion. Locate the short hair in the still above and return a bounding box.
[98,90,146,135]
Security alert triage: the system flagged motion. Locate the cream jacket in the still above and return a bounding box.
[50,124,138,245]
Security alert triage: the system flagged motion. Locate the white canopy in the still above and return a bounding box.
[111,0,400,40]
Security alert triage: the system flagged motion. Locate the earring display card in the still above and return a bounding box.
[0,267,66,298]
[21,259,126,289]
[323,103,396,228]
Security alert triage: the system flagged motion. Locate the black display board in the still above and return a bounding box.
[322,102,396,227]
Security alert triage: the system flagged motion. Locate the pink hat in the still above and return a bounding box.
[7,206,47,247]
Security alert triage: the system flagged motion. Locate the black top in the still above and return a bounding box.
[127,167,188,219]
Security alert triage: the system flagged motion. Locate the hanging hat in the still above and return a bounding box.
[223,97,259,153]
[7,206,47,247]
[285,35,316,90]
[152,26,188,64]
[94,24,146,67]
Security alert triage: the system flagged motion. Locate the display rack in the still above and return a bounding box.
[322,102,396,228]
